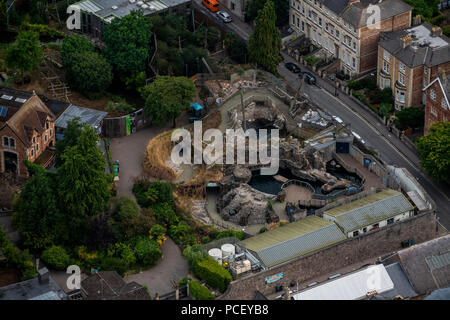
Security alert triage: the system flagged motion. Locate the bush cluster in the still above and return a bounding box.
[189,280,215,300]
[41,246,71,270]
[193,257,232,293]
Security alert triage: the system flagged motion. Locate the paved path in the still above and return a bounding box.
[124,238,189,296]
[278,52,450,229]
[109,125,170,199]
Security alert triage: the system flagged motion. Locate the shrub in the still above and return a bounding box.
[183,245,208,268]
[149,224,167,246]
[380,87,394,104]
[100,256,128,276]
[152,202,179,227]
[114,242,136,266]
[259,227,268,234]
[189,280,215,300]
[352,91,367,104]
[41,246,70,270]
[394,107,425,130]
[305,55,321,66]
[106,101,134,115]
[134,237,162,267]
[215,230,244,241]
[193,257,232,292]
[113,197,140,222]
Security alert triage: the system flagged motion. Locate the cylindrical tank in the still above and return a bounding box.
[208,248,222,265]
[221,244,235,259]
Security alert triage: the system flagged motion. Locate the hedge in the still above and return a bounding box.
[189,280,215,300]
[193,257,232,292]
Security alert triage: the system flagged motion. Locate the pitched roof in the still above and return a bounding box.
[81,271,150,300]
[397,234,450,294]
[380,23,450,68]
[241,216,346,268]
[423,76,450,109]
[324,189,414,233]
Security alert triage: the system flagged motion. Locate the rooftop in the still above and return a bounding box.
[54,104,107,130]
[380,23,450,68]
[323,189,414,233]
[0,272,66,300]
[241,216,346,268]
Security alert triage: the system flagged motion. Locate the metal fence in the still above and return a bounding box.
[102,108,151,138]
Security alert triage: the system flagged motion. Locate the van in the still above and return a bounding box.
[202,0,219,12]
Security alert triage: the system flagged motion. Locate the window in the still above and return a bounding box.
[3,136,8,146]
[383,61,390,73]
[430,106,438,116]
[442,99,448,110]
[36,143,39,151]
[30,149,34,157]
[292,14,295,24]
[424,68,428,75]
[383,50,390,61]
[353,41,356,51]
[387,218,394,225]
[318,33,321,44]
[325,22,329,32]
[352,57,356,69]
[430,89,436,101]
[399,73,405,85]
[33,137,36,144]
[325,37,328,50]
[353,231,359,237]
[363,227,367,233]
[45,135,47,142]
[46,121,49,130]
[399,92,405,103]
[399,63,406,74]
[319,17,322,26]
[385,79,390,88]
[372,223,379,229]
[301,21,305,32]
[9,138,15,148]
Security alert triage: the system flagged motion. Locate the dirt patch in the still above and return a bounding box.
[142,130,177,181]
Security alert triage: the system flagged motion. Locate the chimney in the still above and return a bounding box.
[401,35,413,49]
[38,267,50,284]
[431,26,442,37]
[413,15,422,26]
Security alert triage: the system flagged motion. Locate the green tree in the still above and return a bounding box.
[12,162,59,250]
[224,32,248,64]
[65,51,113,96]
[246,0,289,26]
[41,246,70,270]
[248,0,282,75]
[134,237,162,266]
[61,35,94,66]
[394,107,425,130]
[55,118,84,167]
[57,124,110,243]
[113,196,140,222]
[103,10,152,83]
[5,31,43,84]
[416,122,450,181]
[141,76,196,127]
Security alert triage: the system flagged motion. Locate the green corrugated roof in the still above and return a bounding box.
[324,189,414,232]
[242,216,346,267]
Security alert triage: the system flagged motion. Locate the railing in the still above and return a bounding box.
[281,179,315,193]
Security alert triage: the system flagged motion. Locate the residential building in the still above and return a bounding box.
[378,23,450,110]
[79,271,151,300]
[240,215,346,268]
[72,0,192,38]
[422,73,449,134]
[323,189,415,238]
[289,0,412,76]
[439,0,450,9]
[0,90,56,177]
[0,268,67,300]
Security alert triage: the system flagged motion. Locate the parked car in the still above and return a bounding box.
[351,131,366,144]
[285,62,301,73]
[216,11,232,23]
[299,72,316,85]
[202,0,219,13]
[332,115,344,124]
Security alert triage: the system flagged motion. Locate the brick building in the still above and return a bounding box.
[289,0,412,76]
[422,73,449,134]
[378,23,450,110]
[0,90,56,177]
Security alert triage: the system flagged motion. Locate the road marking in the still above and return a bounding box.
[319,87,450,203]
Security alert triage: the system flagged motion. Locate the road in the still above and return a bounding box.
[192,0,252,43]
[278,53,450,228]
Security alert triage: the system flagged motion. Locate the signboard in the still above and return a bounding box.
[265,273,284,284]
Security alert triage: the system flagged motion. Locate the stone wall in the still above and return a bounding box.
[219,210,437,300]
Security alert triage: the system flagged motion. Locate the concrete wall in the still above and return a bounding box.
[219,210,437,300]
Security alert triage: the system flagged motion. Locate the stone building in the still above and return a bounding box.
[0,90,56,177]
[422,73,449,135]
[377,23,450,110]
[289,0,412,76]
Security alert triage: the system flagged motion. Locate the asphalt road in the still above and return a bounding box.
[278,53,450,229]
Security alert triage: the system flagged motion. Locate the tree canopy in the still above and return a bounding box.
[416,122,450,181]
[61,35,94,66]
[248,0,282,75]
[245,0,289,26]
[394,107,425,130]
[141,76,196,127]
[55,118,84,167]
[5,31,43,84]
[102,10,152,82]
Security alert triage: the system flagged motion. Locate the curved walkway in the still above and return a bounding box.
[124,238,189,296]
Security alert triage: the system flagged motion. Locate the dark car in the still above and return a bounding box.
[285,62,301,73]
[299,72,316,85]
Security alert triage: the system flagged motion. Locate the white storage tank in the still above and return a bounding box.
[208,248,222,265]
[221,244,235,259]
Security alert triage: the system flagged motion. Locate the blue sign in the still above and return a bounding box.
[265,273,284,284]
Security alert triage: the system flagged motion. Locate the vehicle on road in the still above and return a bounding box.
[332,115,344,124]
[216,11,232,23]
[299,72,316,85]
[202,0,219,12]
[351,131,366,144]
[285,62,301,73]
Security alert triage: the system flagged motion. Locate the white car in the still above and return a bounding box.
[216,11,232,23]
[351,131,366,144]
[332,115,344,124]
